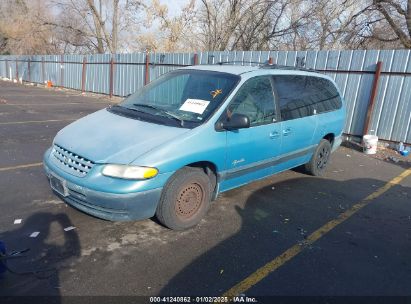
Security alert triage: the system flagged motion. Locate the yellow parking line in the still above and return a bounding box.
[0,119,75,125]
[0,162,43,172]
[223,168,411,297]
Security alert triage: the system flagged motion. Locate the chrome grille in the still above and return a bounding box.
[51,144,95,177]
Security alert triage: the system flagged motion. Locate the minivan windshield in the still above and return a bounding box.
[119,69,240,127]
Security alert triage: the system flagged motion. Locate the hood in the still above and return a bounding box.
[54,109,190,164]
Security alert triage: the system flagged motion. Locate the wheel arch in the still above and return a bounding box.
[323,133,335,145]
[185,161,218,200]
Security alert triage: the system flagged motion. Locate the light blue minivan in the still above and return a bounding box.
[43,64,345,230]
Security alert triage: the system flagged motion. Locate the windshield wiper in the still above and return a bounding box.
[132,104,160,111]
[133,104,185,127]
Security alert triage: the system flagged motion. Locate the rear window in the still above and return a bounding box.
[273,75,342,121]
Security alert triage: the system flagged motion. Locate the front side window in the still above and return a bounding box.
[273,75,342,121]
[227,76,277,126]
[119,70,239,127]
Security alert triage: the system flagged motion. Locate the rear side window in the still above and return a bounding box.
[273,75,342,121]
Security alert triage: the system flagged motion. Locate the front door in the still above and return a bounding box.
[219,76,282,192]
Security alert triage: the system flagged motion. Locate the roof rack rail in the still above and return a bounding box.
[215,61,319,73]
[216,61,267,66]
[214,61,320,73]
[260,63,318,72]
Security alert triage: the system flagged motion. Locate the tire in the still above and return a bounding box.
[305,139,332,176]
[156,167,211,230]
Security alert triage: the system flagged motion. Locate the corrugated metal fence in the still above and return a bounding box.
[0,50,410,144]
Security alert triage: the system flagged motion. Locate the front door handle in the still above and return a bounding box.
[269,131,280,139]
[283,128,292,136]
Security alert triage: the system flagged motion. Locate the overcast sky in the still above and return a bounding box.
[162,0,189,16]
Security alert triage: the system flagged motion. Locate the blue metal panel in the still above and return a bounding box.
[276,51,287,65]
[378,50,395,72]
[315,50,328,70]
[391,76,411,141]
[343,50,366,133]
[285,51,297,67]
[268,51,278,64]
[326,51,340,70]
[369,51,395,136]
[349,74,374,135]
[296,51,307,69]
[377,76,405,139]
[305,51,318,69]
[325,51,340,82]
[259,51,270,64]
[363,50,379,72]
[242,51,253,65]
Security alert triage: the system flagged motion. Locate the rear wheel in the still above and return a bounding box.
[156,167,211,230]
[305,139,332,176]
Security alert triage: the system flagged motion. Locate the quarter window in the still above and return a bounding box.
[273,75,342,121]
[228,76,276,126]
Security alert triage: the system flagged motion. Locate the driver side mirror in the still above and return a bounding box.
[215,113,250,131]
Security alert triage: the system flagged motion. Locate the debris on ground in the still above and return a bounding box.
[13,219,22,224]
[63,226,76,232]
[343,139,411,167]
[29,232,40,238]
[298,228,307,237]
[388,156,400,163]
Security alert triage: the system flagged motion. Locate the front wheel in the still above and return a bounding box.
[305,139,332,176]
[156,167,211,230]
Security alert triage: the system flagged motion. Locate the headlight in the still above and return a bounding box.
[102,164,158,180]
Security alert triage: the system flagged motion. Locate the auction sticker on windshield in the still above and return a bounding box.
[179,99,210,114]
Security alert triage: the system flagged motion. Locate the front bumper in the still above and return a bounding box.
[43,150,162,221]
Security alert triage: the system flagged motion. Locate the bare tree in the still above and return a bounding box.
[286,0,368,50]
[138,0,197,52]
[47,0,141,54]
[372,0,411,48]
[193,0,307,51]
[1,0,410,54]
[0,0,58,54]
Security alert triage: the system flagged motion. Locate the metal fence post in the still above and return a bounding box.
[193,53,198,65]
[28,58,31,82]
[60,54,64,87]
[42,57,45,84]
[109,57,114,98]
[5,59,8,79]
[363,61,383,136]
[145,52,150,85]
[81,57,87,94]
[15,59,18,83]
